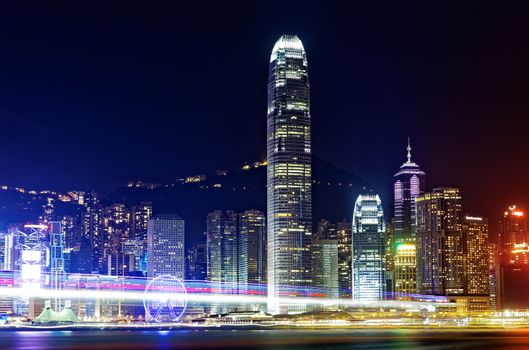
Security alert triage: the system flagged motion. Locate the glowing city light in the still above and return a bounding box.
[23,224,49,230]
[507,205,524,217]
[512,243,529,254]
[0,286,455,309]
[396,243,416,251]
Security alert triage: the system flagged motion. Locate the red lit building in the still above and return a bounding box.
[496,205,529,310]
[498,205,529,265]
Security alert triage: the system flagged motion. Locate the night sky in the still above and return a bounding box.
[0,2,528,225]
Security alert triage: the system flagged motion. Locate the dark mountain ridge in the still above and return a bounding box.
[104,157,371,245]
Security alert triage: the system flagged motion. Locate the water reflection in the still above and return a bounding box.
[1,329,529,349]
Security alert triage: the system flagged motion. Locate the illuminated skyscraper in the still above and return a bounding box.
[207,211,223,293]
[337,220,352,298]
[59,215,79,250]
[147,214,185,279]
[2,227,19,271]
[416,188,464,295]
[221,211,239,294]
[352,194,386,301]
[488,242,498,310]
[393,139,426,243]
[312,220,339,299]
[498,205,528,265]
[239,210,266,285]
[206,210,253,313]
[102,204,131,275]
[0,232,5,269]
[496,206,529,309]
[131,201,153,241]
[393,243,417,299]
[49,221,65,311]
[312,219,336,283]
[102,204,130,255]
[313,240,339,299]
[82,201,103,273]
[267,35,312,314]
[392,140,425,298]
[206,210,240,294]
[462,216,489,295]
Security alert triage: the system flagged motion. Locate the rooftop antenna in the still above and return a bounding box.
[406,137,412,163]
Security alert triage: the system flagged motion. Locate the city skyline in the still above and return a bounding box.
[0,2,527,231]
[2,3,529,348]
[267,34,312,314]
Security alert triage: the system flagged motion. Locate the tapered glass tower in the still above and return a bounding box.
[352,194,386,301]
[267,35,312,314]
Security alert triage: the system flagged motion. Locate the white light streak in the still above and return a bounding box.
[0,287,456,308]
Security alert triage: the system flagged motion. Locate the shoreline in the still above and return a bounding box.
[1,324,529,332]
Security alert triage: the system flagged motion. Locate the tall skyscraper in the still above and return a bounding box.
[206,210,255,313]
[102,204,131,276]
[352,194,386,301]
[313,239,339,299]
[392,139,425,298]
[496,206,529,309]
[221,211,239,294]
[2,227,19,271]
[384,219,395,295]
[498,205,528,265]
[207,211,223,293]
[82,202,103,273]
[239,210,266,285]
[102,204,130,255]
[312,219,339,298]
[416,188,464,295]
[393,243,417,299]
[131,201,153,241]
[488,242,498,310]
[336,220,352,299]
[147,214,185,279]
[206,210,241,294]
[59,215,80,250]
[462,216,489,295]
[0,232,6,269]
[49,221,65,311]
[267,34,312,314]
[393,139,426,243]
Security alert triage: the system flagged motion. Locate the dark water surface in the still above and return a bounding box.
[1,328,529,349]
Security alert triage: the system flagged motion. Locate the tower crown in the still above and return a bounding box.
[399,137,420,169]
[270,35,306,63]
[394,138,425,177]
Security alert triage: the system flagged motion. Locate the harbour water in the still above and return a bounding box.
[1,328,529,349]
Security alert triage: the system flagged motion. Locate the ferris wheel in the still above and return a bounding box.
[143,275,188,322]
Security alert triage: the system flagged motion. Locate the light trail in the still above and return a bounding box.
[0,286,456,309]
[0,271,449,302]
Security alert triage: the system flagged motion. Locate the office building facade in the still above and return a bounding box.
[147,214,185,279]
[462,216,489,295]
[416,188,464,295]
[239,210,266,285]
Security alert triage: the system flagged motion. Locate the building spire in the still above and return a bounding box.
[406,137,412,163]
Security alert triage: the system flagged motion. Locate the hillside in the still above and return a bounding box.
[104,157,371,245]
